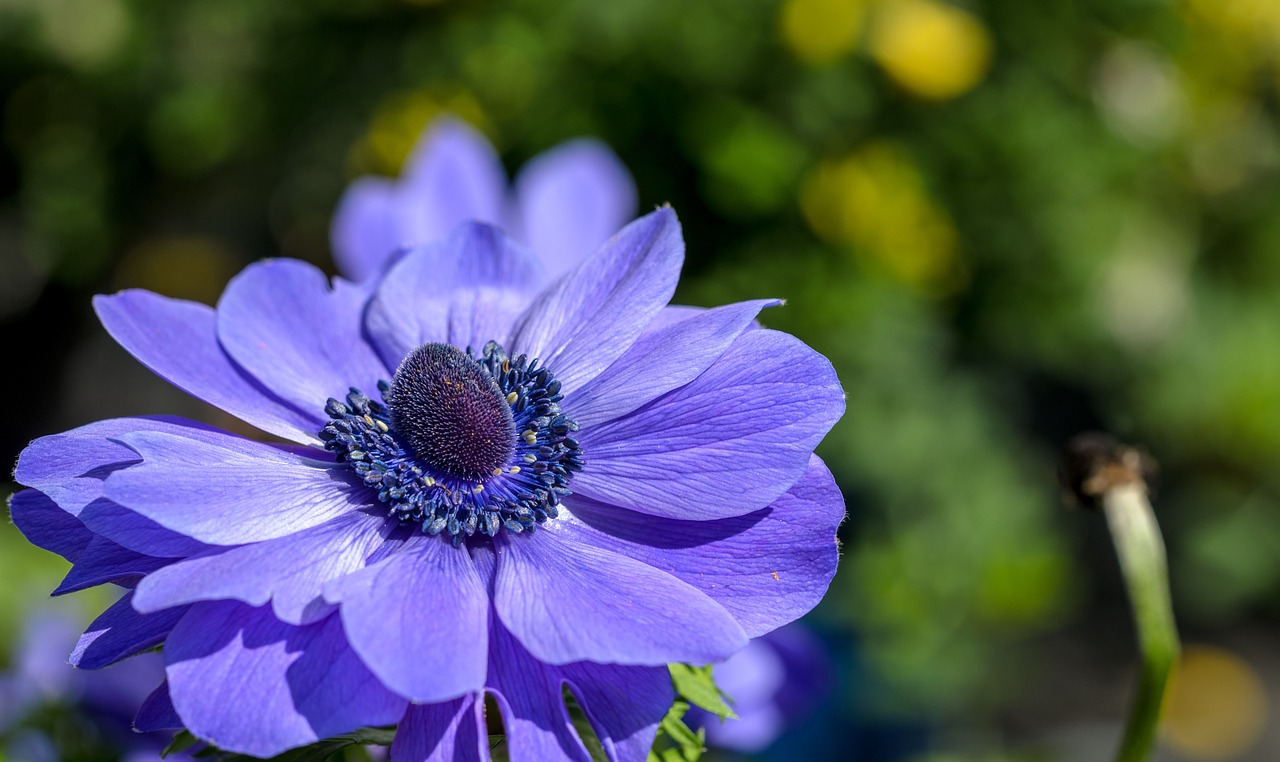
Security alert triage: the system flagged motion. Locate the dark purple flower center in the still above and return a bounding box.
[385,343,516,480]
[318,341,583,544]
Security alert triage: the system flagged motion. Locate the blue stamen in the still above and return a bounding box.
[319,341,584,545]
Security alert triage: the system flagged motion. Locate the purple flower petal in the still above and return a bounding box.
[513,139,637,280]
[71,591,189,670]
[558,660,673,762]
[487,621,591,762]
[78,498,212,558]
[641,305,705,334]
[751,624,832,727]
[135,682,182,732]
[573,329,844,520]
[364,223,546,371]
[331,177,406,283]
[560,456,843,638]
[94,292,321,444]
[16,418,222,558]
[699,623,832,751]
[486,616,672,762]
[326,540,489,702]
[165,602,407,758]
[508,208,684,394]
[494,531,747,666]
[14,416,221,518]
[133,511,393,625]
[215,260,388,416]
[390,697,486,762]
[103,431,363,546]
[331,119,509,284]
[8,489,91,562]
[398,118,508,243]
[54,536,169,596]
[566,299,779,428]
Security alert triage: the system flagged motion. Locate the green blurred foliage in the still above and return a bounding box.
[5,0,1280,758]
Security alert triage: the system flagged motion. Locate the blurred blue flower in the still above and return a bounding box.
[12,207,844,760]
[332,117,637,283]
[0,607,174,762]
[693,623,832,754]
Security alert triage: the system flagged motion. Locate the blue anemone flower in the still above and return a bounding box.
[694,623,833,753]
[11,207,845,760]
[332,116,636,283]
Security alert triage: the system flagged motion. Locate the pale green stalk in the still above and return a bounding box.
[1103,481,1179,762]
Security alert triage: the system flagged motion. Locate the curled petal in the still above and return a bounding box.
[8,489,91,563]
[54,535,168,596]
[135,681,183,732]
[15,416,222,518]
[71,591,189,670]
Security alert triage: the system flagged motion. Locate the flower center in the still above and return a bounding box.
[318,341,583,544]
[385,343,516,481]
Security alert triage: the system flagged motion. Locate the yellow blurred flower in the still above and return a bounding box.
[801,141,963,294]
[353,87,489,176]
[1185,0,1280,46]
[780,0,871,65]
[868,0,992,100]
[1163,645,1268,760]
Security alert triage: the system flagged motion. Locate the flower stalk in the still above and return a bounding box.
[1104,479,1178,762]
[1061,434,1179,762]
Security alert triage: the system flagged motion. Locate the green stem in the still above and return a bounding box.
[1103,481,1179,762]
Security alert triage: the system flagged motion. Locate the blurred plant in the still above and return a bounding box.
[4,0,1280,758]
[800,141,964,296]
[780,0,991,100]
[0,606,178,762]
[867,0,992,100]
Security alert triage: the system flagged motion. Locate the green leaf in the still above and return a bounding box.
[668,663,737,720]
[168,726,398,762]
[648,700,705,762]
[564,687,611,762]
[163,731,201,758]
[339,727,396,747]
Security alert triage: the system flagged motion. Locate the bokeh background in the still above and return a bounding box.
[2,0,1279,759]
